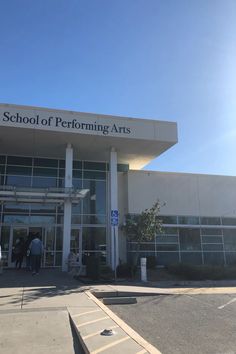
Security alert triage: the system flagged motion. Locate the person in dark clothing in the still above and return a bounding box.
[13,237,24,269]
[24,232,34,270]
[29,233,44,275]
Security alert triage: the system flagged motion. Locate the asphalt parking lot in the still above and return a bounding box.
[108,293,236,354]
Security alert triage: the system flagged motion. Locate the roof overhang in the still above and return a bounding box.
[0,104,178,169]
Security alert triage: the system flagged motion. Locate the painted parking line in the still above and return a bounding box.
[73,308,102,317]
[90,336,130,354]
[136,349,148,354]
[218,297,236,309]
[77,316,109,327]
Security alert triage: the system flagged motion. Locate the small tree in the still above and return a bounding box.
[122,200,163,271]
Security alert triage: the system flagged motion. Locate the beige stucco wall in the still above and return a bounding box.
[127,170,236,217]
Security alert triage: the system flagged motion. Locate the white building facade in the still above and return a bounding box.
[0,103,235,270]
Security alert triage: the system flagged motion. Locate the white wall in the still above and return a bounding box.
[127,170,236,217]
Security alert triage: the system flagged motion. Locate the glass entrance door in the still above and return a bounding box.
[70,227,82,265]
[9,227,28,267]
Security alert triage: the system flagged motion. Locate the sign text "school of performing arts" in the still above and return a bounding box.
[2,111,131,136]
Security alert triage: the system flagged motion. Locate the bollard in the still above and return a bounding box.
[140,257,147,282]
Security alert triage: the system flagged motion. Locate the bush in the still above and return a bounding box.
[86,256,100,280]
[167,264,236,280]
[116,263,137,278]
[146,256,156,269]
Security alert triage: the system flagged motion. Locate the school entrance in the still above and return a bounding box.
[1,224,82,269]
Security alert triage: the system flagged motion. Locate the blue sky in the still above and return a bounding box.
[0,0,236,175]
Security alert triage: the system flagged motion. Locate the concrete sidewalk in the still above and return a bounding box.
[1,270,236,354]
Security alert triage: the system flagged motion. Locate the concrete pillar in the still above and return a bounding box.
[62,143,73,271]
[110,147,119,270]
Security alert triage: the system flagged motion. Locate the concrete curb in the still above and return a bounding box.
[69,290,162,354]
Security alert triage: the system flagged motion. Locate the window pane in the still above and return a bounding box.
[59,160,65,168]
[202,244,223,251]
[7,156,32,166]
[3,203,30,213]
[72,178,82,189]
[203,252,224,265]
[223,229,236,251]
[200,217,221,225]
[3,215,30,224]
[117,164,129,172]
[160,216,177,224]
[225,252,236,266]
[5,176,31,187]
[162,227,178,235]
[83,215,106,224]
[82,227,106,252]
[178,216,199,225]
[157,244,179,251]
[84,171,106,180]
[201,228,222,235]
[222,217,236,226]
[33,168,57,177]
[6,166,32,175]
[34,158,58,167]
[84,161,106,171]
[140,243,155,251]
[83,180,106,215]
[156,252,179,265]
[73,170,82,178]
[181,252,202,265]
[202,236,222,243]
[0,155,6,164]
[156,235,178,243]
[30,215,55,224]
[32,177,57,188]
[73,160,82,169]
[0,226,10,251]
[179,228,201,251]
[56,227,63,250]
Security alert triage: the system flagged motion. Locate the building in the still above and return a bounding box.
[0,103,236,270]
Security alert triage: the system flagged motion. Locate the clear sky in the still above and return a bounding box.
[0,0,236,175]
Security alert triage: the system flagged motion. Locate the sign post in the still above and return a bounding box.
[111,210,119,279]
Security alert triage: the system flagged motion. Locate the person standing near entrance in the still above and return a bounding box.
[29,233,44,275]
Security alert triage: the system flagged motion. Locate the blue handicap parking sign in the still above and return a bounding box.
[111,210,119,226]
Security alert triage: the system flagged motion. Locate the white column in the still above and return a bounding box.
[62,143,73,271]
[110,147,119,270]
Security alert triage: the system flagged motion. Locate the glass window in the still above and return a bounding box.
[59,160,65,168]
[0,165,5,174]
[202,236,223,243]
[200,217,221,225]
[55,252,62,266]
[156,252,179,265]
[179,228,201,251]
[3,215,30,224]
[7,156,32,166]
[84,161,106,171]
[223,229,236,251]
[160,216,178,224]
[222,217,236,226]
[178,216,199,225]
[82,227,106,252]
[202,244,223,251]
[3,203,30,213]
[6,166,32,175]
[59,169,65,178]
[83,180,106,215]
[73,160,82,169]
[225,252,236,266]
[203,252,225,265]
[72,204,82,214]
[201,228,222,235]
[56,227,63,251]
[156,235,179,243]
[45,226,55,251]
[139,243,155,251]
[117,164,129,172]
[161,227,178,235]
[157,244,179,251]
[32,177,57,188]
[33,168,57,177]
[84,171,106,180]
[83,215,106,225]
[71,215,82,224]
[72,178,82,189]
[5,176,31,187]
[73,170,82,178]
[30,215,55,224]
[0,155,6,164]
[30,204,57,214]
[181,252,202,265]
[0,226,10,250]
[34,157,58,168]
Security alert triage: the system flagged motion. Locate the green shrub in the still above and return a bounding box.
[146,256,156,269]
[116,263,137,278]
